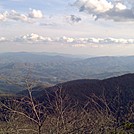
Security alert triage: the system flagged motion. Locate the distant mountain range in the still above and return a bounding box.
[0,52,134,92]
[1,53,134,131]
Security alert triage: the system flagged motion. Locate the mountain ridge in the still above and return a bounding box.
[17,73,134,114]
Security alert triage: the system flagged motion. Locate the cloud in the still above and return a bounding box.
[8,10,28,22]
[0,12,7,21]
[16,33,53,42]
[115,3,127,10]
[76,37,134,44]
[66,15,82,24]
[0,9,44,23]
[74,0,134,21]
[0,14,5,21]
[57,36,75,43]
[3,34,134,46]
[28,9,43,19]
[0,37,7,42]
[55,36,134,45]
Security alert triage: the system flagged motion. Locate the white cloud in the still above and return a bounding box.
[28,9,43,19]
[0,13,6,21]
[0,37,7,42]
[115,3,127,10]
[2,34,134,46]
[74,0,113,13]
[74,0,134,21]
[57,36,134,45]
[16,33,53,42]
[0,11,8,21]
[0,9,44,23]
[57,36,75,43]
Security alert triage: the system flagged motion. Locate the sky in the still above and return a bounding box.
[0,0,134,56]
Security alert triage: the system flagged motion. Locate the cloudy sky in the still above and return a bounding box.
[0,0,134,56]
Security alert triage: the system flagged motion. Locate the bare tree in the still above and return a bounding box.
[0,74,47,134]
[0,75,134,134]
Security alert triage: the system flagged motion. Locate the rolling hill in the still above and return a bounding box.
[1,52,134,93]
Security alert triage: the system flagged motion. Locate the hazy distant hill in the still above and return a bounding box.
[0,52,134,88]
[0,52,79,63]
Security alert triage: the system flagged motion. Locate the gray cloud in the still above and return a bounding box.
[74,0,134,21]
[8,10,28,22]
[66,15,82,24]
